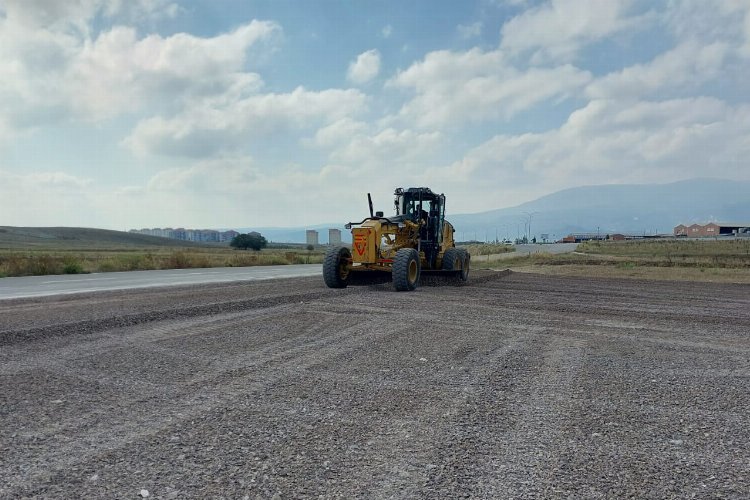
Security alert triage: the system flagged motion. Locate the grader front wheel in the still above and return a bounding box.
[393,248,420,291]
[323,246,352,288]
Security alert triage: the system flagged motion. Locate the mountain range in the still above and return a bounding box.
[240,178,750,243]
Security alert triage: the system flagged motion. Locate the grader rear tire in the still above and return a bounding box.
[457,248,470,281]
[323,246,351,288]
[393,248,420,291]
[442,247,462,271]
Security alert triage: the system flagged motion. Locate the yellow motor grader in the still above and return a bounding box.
[323,187,470,291]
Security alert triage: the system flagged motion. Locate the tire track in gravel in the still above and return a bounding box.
[0,288,354,346]
[1,301,395,497]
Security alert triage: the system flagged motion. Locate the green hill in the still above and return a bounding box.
[0,226,219,250]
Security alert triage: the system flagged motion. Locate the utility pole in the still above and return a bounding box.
[522,211,540,243]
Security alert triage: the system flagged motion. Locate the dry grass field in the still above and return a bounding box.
[460,242,515,259]
[493,239,750,283]
[0,227,324,278]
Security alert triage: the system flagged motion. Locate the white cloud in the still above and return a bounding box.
[388,48,591,128]
[0,0,179,30]
[499,0,646,63]
[457,22,482,39]
[3,0,750,230]
[328,128,443,167]
[139,156,368,227]
[304,121,449,204]
[586,40,730,99]
[346,49,381,84]
[0,169,94,226]
[18,170,93,188]
[0,8,280,138]
[665,0,750,59]
[69,21,278,118]
[436,97,750,212]
[125,87,369,157]
[307,118,369,148]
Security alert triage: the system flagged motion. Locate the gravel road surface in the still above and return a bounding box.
[1,272,749,498]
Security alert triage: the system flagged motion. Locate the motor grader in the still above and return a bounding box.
[323,187,470,291]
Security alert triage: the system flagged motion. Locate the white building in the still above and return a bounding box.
[328,228,342,246]
[306,230,319,246]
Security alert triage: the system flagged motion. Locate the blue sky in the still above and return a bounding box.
[1,0,749,230]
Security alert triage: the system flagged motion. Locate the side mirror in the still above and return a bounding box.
[375,211,384,217]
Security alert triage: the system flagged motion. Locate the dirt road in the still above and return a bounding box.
[1,272,749,498]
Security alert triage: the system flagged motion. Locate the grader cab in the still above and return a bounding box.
[323,187,470,291]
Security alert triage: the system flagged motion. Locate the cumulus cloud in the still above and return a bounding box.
[586,40,730,99]
[665,0,750,59]
[0,4,280,138]
[328,127,443,167]
[3,0,750,230]
[11,170,92,188]
[70,21,278,118]
[435,97,750,211]
[125,87,369,157]
[303,120,450,204]
[500,0,646,63]
[307,118,369,148]
[0,0,179,33]
[388,48,591,128]
[346,49,381,84]
[0,169,94,225]
[139,156,369,227]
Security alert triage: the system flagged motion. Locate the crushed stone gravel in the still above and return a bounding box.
[1,271,749,498]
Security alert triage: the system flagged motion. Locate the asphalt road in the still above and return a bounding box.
[0,264,322,300]
[1,272,748,498]
[0,244,577,300]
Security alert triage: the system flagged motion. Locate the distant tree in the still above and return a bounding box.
[231,232,268,251]
[306,244,315,251]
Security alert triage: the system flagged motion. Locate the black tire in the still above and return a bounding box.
[457,248,470,281]
[393,248,420,291]
[442,247,462,271]
[323,246,351,288]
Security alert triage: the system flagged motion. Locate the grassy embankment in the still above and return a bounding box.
[492,239,750,283]
[0,227,325,278]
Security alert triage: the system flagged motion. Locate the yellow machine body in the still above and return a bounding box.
[323,187,468,291]
[350,218,456,270]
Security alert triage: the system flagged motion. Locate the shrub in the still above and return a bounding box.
[165,251,190,269]
[62,259,85,274]
[29,255,62,276]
